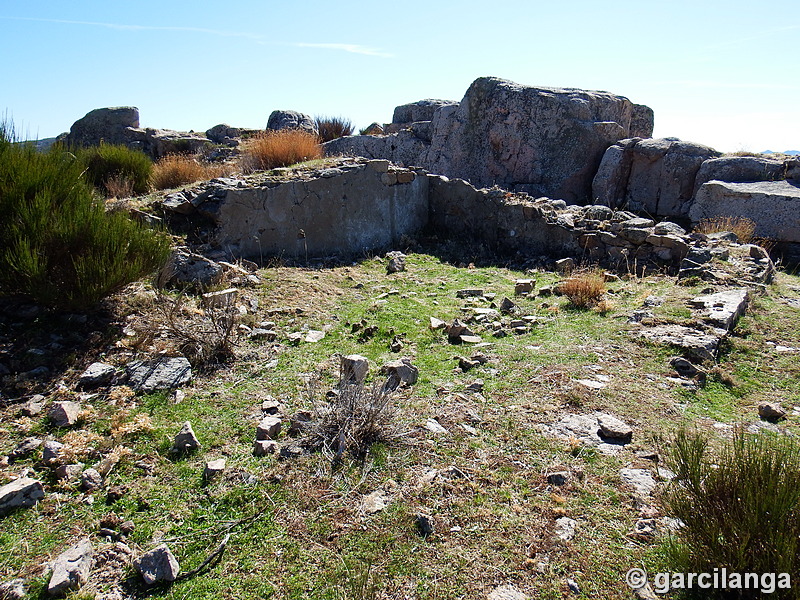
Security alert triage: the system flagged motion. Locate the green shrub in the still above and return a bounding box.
[663,428,800,597]
[314,115,354,143]
[0,124,171,310]
[77,142,153,196]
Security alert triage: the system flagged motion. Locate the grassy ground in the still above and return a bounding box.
[2,251,800,599]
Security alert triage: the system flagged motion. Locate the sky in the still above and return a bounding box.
[1,0,798,153]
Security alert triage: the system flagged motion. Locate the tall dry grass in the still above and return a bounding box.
[557,269,607,308]
[696,216,757,243]
[240,130,322,172]
[151,154,233,190]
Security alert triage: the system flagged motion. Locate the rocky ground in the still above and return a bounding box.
[2,234,800,599]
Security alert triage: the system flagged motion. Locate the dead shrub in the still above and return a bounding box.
[151,154,232,190]
[240,130,322,172]
[696,216,756,243]
[314,115,354,143]
[304,379,401,461]
[104,173,135,198]
[558,270,607,308]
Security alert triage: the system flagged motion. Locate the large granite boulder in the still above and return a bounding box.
[65,107,140,147]
[593,137,721,217]
[324,130,428,166]
[424,77,644,202]
[693,155,787,194]
[391,99,458,125]
[266,110,317,135]
[690,180,800,243]
[631,104,655,139]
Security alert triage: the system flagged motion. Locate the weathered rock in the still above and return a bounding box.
[42,440,65,465]
[9,437,42,461]
[415,513,434,537]
[49,401,82,427]
[55,463,85,482]
[593,137,721,216]
[381,358,419,390]
[47,538,93,596]
[78,362,116,389]
[670,356,705,379]
[392,99,458,124]
[203,459,226,481]
[201,288,238,308]
[253,440,279,456]
[81,468,103,491]
[135,544,180,585]
[547,471,570,486]
[693,155,787,194]
[619,468,657,497]
[386,251,406,274]
[0,477,45,516]
[630,104,655,139]
[0,579,25,599]
[126,357,192,393]
[65,107,139,147]
[362,491,387,514]
[690,180,800,243]
[323,130,428,167]
[256,416,282,440]
[162,250,224,289]
[758,402,787,421]
[597,414,633,442]
[688,289,749,331]
[266,110,317,135]
[340,354,370,384]
[554,516,577,541]
[172,421,201,453]
[514,279,535,295]
[205,123,241,144]
[637,324,722,361]
[487,584,530,600]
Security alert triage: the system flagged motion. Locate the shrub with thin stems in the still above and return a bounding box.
[315,115,355,143]
[240,130,322,172]
[76,143,153,196]
[662,428,800,598]
[150,153,233,190]
[557,269,606,308]
[0,123,171,310]
[696,216,757,244]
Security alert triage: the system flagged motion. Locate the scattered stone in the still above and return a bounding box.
[555,258,575,274]
[362,491,387,514]
[466,379,484,393]
[256,416,283,440]
[49,401,82,427]
[597,414,633,442]
[126,357,192,393]
[203,459,226,481]
[162,250,224,289]
[547,472,570,486]
[340,355,370,384]
[304,330,326,343]
[389,335,404,352]
[688,288,749,331]
[424,419,448,434]
[538,285,553,296]
[42,440,65,465]
[620,468,657,497]
[0,477,45,516]
[201,288,238,308]
[758,402,787,422]
[20,396,45,417]
[81,468,103,491]
[381,358,419,390]
[386,251,406,274]
[415,513,434,537]
[172,421,201,453]
[576,378,606,390]
[456,289,484,298]
[249,328,277,341]
[637,325,721,362]
[0,579,25,600]
[287,411,313,436]
[514,279,535,295]
[78,362,117,389]
[670,356,705,379]
[487,584,530,600]
[499,297,518,313]
[429,317,447,330]
[47,538,93,596]
[566,578,582,594]
[253,440,279,456]
[9,437,42,461]
[135,544,180,585]
[55,463,85,482]
[555,516,577,541]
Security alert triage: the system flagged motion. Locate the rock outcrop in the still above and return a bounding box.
[326,77,653,203]
[266,110,317,135]
[592,137,721,217]
[65,107,140,147]
[692,155,786,195]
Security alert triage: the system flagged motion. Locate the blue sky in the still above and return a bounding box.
[2,0,798,152]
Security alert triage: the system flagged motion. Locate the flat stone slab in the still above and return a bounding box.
[135,544,180,585]
[126,357,192,393]
[688,288,749,331]
[619,468,657,497]
[0,477,45,516]
[541,412,631,455]
[637,324,722,361]
[48,538,93,595]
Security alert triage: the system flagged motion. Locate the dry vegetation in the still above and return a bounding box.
[696,216,757,243]
[240,130,322,172]
[557,269,607,308]
[150,154,233,190]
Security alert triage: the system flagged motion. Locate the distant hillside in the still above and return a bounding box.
[763,149,800,155]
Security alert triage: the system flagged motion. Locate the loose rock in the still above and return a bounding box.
[49,401,82,427]
[256,416,282,440]
[203,459,226,481]
[135,544,181,585]
[47,538,93,596]
[758,402,787,421]
[597,414,633,442]
[172,421,201,453]
[0,477,45,516]
[127,357,192,393]
[340,354,370,384]
[381,358,419,390]
[78,362,117,389]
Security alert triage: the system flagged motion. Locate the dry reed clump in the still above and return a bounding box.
[150,154,233,190]
[557,269,607,308]
[240,130,322,172]
[314,115,354,143]
[104,173,136,199]
[695,216,756,243]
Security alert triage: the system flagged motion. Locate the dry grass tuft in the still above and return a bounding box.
[315,115,354,143]
[696,216,757,243]
[104,173,135,199]
[558,269,607,308]
[240,130,322,172]
[151,154,233,190]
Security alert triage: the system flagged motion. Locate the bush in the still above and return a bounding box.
[77,143,153,196]
[151,154,232,190]
[696,216,756,243]
[315,115,354,143]
[0,124,171,310]
[663,428,800,597]
[240,130,322,172]
[557,269,606,308]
